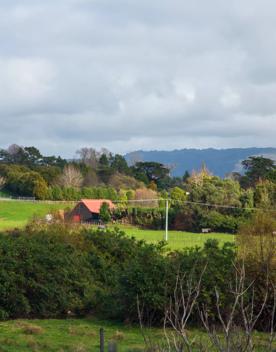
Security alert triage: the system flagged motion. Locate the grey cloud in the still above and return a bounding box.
[0,0,276,157]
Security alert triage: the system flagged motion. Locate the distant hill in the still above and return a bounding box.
[125,148,276,178]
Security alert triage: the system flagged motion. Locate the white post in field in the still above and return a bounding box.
[165,199,169,241]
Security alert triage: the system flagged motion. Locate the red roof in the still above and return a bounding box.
[80,199,115,214]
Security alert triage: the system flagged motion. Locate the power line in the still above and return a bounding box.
[1,196,275,212]
[113,198,276,242]
[112,198,276,212]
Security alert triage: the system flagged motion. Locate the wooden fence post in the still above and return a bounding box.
[100,328,104,352]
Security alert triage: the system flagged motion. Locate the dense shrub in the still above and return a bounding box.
[0,229,93,319]
[3,169,49,199]
[127,207,165,229]
[0,224,237,324]
[0,220,275,327]
[170,205,248,233]
[168,239,236,324]
[0,221,272,330]
[198,210,243,233]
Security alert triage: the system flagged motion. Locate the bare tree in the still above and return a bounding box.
[163,266,207,352]
[0,176,6,190]
[140,263,276,352]
[100,147,112,159]
[139,265,207,352]
[57,165,83,188]
[199,263,272,352]
[76,147,112,169]
[76,147,99,169]
[128,151,143,166]
[7,143,22,156]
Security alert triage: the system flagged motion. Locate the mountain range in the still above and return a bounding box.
[125,148,276,178]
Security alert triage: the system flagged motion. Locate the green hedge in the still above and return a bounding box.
[0,224,237,323]
[48,186,119,201]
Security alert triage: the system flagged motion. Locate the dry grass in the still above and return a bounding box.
[15,321,44,335]
[111,330,125,341]
[68,325,96,337]
[70,344,88,352]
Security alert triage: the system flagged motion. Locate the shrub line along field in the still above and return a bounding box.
[0,200,235,249]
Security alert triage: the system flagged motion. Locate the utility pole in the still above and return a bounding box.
[165,199,169,241]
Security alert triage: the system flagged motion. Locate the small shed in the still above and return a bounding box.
[70,199,115,223]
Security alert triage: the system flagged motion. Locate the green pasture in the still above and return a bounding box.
[0,200,235,249]
[0,318,152,352]
[0,318,272,352]
[112,224,235,249]
[0,200,74,231]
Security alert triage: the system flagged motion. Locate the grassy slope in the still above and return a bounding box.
[0,201,74,231]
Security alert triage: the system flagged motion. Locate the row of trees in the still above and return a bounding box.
[0,145,173,198]
[115,164,275,232]
[0,144,275,233]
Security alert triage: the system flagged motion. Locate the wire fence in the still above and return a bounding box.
[1,196,275,212]
[0,196,77,204]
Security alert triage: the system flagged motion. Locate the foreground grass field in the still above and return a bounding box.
[0,200,235,249]
[0,318,151,351]
[0,318,273,352]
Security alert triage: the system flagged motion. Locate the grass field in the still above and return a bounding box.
[0,200,74,231]
[0,318,273,351]
[0,318,153,351]
[0,200,235,249]
[112,225,235,249]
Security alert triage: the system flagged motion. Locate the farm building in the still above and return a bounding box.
[70,199,115,223]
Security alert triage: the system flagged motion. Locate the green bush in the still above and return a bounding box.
[198,210,242,233]
[0,229,93,319]
[127,207,165,229]
[99,202,111,223]
[47,186,119,201]
[0,224,240,325]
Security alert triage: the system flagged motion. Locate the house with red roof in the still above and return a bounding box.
[70,199,115,223]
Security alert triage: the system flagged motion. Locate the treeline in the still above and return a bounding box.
[0,213,275,334]
[1,144,276,233]
[0,144,172,200]
[113,164,276,232]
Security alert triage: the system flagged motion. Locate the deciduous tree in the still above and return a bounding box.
[0,176,6,190]
[57,165,83,188]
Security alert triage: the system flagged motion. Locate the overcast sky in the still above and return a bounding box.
[0,0,276,157]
